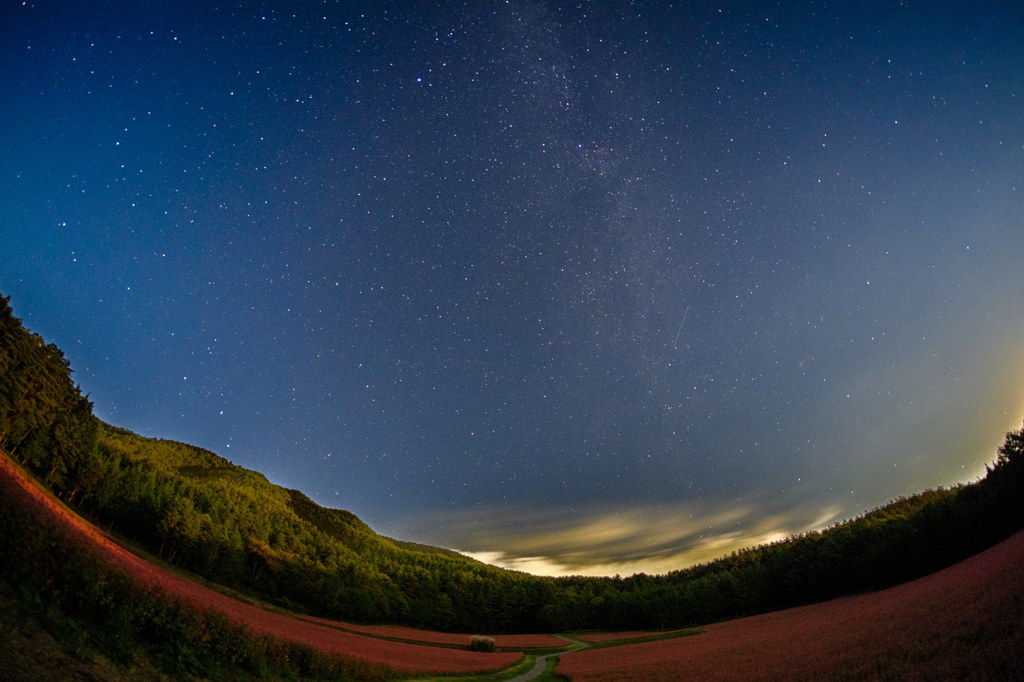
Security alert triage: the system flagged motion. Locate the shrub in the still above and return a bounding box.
[469,634,496,652]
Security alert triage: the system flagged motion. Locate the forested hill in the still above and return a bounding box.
[70,422,554,632]
[3,292,1024,634]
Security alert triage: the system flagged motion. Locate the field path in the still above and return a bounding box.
[506,637,588,682]
[0,453,523,676]
[506,654,551,682]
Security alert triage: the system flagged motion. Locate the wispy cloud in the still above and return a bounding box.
[422,501,843,576]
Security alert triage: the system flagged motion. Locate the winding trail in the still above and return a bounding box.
[505,636,590,682]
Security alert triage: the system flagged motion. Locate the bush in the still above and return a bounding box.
[469,635,496,652]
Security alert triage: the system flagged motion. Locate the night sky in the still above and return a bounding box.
[4,1,1024,576]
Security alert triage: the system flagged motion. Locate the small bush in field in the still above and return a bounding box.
[469,635,496,652]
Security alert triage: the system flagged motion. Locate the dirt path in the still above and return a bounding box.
[0,453,523,676]
[505,637,589,682]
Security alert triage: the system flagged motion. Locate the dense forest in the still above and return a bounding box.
[2,293,1023,634]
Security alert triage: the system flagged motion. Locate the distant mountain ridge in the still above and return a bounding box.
[2,292,1023,634]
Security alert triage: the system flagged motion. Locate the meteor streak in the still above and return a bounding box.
[674,305,690,348]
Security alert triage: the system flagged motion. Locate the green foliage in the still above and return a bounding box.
[0,295,101,503]
[4,290,1024,640]
[80,420,551,631]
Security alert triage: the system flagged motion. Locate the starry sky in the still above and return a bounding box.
[3,0,1024,576]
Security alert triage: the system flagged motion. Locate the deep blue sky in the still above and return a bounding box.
[3,0,1024,575]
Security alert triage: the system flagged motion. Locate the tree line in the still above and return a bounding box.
[3,293,1023,633]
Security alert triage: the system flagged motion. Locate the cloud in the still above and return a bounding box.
[425,501,844,577]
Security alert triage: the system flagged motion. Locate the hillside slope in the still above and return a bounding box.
[0,449,524,676]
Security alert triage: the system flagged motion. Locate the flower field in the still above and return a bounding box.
[574,630,689,643]
[558,529,1024,681]
[296,615,566,649]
